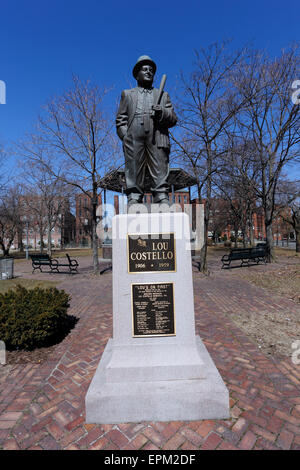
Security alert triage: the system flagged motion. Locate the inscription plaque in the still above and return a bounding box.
[132,283,175,337]
[128,233,176,273]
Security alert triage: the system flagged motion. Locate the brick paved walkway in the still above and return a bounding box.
[0,255,299,450]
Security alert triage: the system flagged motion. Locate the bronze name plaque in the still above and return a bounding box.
[132,283,175,337]
[128,233,176,273]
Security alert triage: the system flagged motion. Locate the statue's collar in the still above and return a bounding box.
[137,86,153,93]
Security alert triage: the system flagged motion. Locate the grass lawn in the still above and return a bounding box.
[0,278,59,294]
[51,248,103,258]
[208,246,300,358]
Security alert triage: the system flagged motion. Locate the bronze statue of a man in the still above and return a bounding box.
[116,55,177,206]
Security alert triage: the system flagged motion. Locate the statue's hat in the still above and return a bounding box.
[132,55,157,79]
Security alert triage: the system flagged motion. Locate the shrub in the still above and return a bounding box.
[0,285,75,350]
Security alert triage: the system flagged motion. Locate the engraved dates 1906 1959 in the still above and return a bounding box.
[128,233,176,273]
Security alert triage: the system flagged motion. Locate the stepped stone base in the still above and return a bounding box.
[86,212,229,424]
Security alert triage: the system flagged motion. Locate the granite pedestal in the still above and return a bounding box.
[86,212,229,423]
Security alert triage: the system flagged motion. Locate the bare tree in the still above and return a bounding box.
[275,179,300,251]
[216,137,261,247]
[0,144,8,194]
[234,45,300,261]
[21,160,73,256]
[208,197,231,244]
[20,75,121,272]
[22,190,47,253]
[173,41,249,272]
[0,186,23,256]
[288,205,300,252]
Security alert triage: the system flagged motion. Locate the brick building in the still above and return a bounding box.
[10,196,76,251]
[202,198,293,243]
[75,193,102,246]
[113,190,190,215]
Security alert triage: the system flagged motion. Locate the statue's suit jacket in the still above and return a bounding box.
[116,87,177,149]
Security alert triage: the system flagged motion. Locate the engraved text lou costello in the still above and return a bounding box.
[127,232,176,273]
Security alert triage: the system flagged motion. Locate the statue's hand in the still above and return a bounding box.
[152,105,163,119]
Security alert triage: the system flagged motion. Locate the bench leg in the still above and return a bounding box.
[241,259,250,267]
[32,266,42,274]
[193,262,200,271]
[222,262,230,269]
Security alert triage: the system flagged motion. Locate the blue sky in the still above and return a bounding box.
[0,0,299,176]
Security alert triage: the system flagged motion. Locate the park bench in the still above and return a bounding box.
[100,264,112,275]
[30,253,79,274]
[50,253,79,274]
[30,254,54,273]
[221,246,267,269]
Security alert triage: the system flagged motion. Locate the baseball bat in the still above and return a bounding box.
[155,74,167,106]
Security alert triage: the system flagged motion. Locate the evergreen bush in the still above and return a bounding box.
[0,285,75,350]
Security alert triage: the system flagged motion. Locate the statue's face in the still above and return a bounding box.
[136,64,154,87]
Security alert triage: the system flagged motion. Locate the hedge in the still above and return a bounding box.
[0,285,75,350]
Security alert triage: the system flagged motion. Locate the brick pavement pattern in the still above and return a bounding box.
[0,256,299,450]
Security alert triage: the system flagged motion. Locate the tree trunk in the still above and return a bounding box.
[47,222,52,257]
[92,192,99,273]
[60,223,64,250]
[199,148,213,274]
[198,200,209,273]
[243,234,246,248]
[234,228,238,248]
[241,226,247,248]
[199,241,207,273]
[18,227,24,252]
[296,229,300,253]
[39,227,44,253]
[0,242,7,256]
[196,183,208,273]
[249,219,254,247]
[265,205,274,262]
[1,240,12,257]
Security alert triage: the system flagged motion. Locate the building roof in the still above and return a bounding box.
[98,168,198,193]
